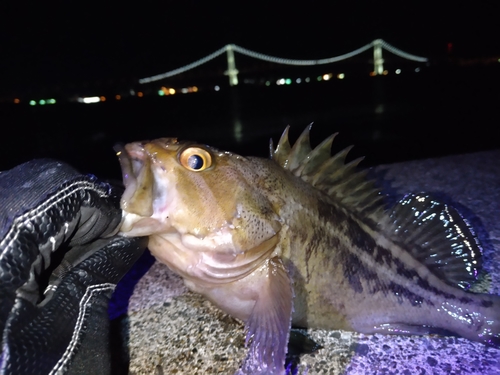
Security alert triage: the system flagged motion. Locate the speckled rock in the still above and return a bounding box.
[123,150,500,375]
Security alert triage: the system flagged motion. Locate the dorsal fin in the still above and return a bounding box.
[270,125,384,217]
[384,193,483,289]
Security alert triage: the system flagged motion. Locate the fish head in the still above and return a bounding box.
[115,137,282,276]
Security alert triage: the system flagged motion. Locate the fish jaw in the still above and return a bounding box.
[115,140,178,237]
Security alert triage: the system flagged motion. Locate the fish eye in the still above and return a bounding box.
[179,147,213,171]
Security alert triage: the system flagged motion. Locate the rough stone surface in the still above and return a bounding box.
[123,150,500,375]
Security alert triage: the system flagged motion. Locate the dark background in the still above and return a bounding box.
[0,1,499,179]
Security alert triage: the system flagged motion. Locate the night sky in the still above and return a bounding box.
[1,1,499,94]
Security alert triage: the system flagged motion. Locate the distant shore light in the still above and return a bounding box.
[79,96,100,104]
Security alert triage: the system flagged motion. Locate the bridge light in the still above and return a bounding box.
[285,78,291,85]
[29,100,36,106]
[395,69,401,74]
[48,98,56,104]
[337,73,345,79]
[39,99,46,105]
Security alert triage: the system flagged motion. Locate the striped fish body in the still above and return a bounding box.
[116,126,500,375]
[255,155,499,343]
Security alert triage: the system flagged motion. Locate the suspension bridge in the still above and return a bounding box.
[139,39,428,86]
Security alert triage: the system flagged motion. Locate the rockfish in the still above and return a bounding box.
[116,126,500,374]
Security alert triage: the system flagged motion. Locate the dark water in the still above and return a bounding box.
[1,66,499,180]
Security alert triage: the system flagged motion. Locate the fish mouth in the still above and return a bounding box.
[115,139,182,235]
[115,141,155,217]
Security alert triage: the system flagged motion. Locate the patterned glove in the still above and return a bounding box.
[0,159,146,375]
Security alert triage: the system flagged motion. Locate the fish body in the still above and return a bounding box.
[116,126,500,374]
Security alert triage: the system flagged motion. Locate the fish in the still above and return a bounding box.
[115,125,500,375]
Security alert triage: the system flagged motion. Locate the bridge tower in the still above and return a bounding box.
[373,39,384,75]
[225,44,239,86]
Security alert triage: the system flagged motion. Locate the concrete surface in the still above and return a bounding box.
[119,149,500,375]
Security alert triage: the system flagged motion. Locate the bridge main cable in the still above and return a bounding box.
[138,46,228,84]
[380,40,428,62]
[231,42,374,65]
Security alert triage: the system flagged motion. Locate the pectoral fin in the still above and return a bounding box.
[237,256,293,375]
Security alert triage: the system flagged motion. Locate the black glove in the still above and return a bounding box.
[0,159,146,375]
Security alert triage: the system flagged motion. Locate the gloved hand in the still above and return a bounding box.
[0,159,146,375]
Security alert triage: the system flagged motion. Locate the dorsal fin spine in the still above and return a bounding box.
[310,145,354,186]
[288,124,313,171]
[272,125,384,217]
[272,126,292,168]
[296,133,337,178]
